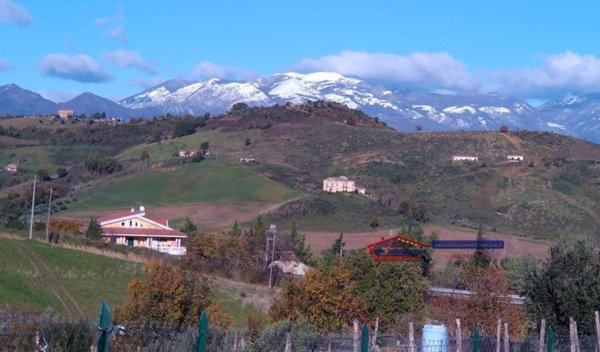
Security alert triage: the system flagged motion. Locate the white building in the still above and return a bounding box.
[507,155,524,161]
[452,155,479,161]
[4,163,18,173]
[58,109,74,119]
[178,150,197,158]
[323,176,356,193]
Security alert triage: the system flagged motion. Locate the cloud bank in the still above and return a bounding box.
[296,50,479,91]
[106,50,156,74]
[39,53,112,83]
[0,0,31,26]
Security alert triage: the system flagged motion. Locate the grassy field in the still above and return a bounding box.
[69,159,301,211]
[0,145,112,176]
[117,129,261,162]
[0,236,143,316]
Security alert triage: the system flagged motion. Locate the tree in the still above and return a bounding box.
[415,124,423,131]
[499,125,509,133]
[36,168,49,181]
[343,251,428,331]
[230,220,242,236]
[370,217,379,228]
[245,138,252,146]
[85,218,102,239]
[117,260,216,325]
[524,238,600,335]
[472,225,491,268]
[200,142,210,154]
[270,265,367,332]
[56,167,68,178]
[231,102,248,112]
[429,265,527,337]
[140,150,150,162]
[180,217,197,234]
[172,119,196,137]
[290,221,313,264]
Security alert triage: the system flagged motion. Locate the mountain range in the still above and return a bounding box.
[2,72,600,143]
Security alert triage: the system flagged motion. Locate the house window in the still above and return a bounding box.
[121,222,124,226]
[129,220,132,227]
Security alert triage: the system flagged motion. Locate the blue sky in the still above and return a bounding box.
[2,0,600,103]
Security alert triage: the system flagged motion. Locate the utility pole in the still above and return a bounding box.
[45,188,53,242]
[29,175,37,240]
[268,224,277,289]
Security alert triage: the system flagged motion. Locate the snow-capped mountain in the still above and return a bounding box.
[120,72,553,135]
[537,93,600,142]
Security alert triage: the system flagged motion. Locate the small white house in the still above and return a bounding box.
[452,155,479,161]
[323,176,356,193]
[356,187,367,195]
[507,155,524,162]
[58,109,74,119]
[178,150,197,158]
[3,163,18,173]
[240,157,257,164]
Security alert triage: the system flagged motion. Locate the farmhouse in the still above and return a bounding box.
[58,109,74,119]
[452,155,478,161]
[178,150,197,158]
[240,157,257,164]
[323,176,356,193]
[85,206,187,256]
[507,155,524,161]
[4,163,18,173]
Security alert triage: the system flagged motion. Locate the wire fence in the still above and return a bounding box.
[1,311,599,352]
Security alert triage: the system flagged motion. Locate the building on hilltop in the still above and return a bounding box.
[452,155,479,161]
[4,163,18,173]
[323,176,356,193]
[178,150,198,158]
[507,155,524,162]
[58,109,74,119]
[81,206,187,256]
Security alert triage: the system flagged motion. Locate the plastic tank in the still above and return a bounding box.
[421,322,448,352]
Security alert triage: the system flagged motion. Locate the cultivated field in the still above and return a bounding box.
[304,224,553,266]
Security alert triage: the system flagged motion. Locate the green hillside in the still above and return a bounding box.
[0,236,143,316]
[70,159,301,211]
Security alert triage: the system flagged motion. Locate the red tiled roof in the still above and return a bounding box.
[97,210,145,224]
[152,218,169,227]
[102,227,186,238]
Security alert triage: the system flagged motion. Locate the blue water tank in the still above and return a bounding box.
[421,323,448,352]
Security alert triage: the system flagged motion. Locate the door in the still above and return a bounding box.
[127,237,134,247]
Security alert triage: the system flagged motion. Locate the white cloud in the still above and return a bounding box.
[493,52,600,98]
[93,16,108,26]
[295,50,478,91]
[39,53,113,83]
[105,50,156,74]
[0,0,31,26]
[192,61,259,81]
[0,59,11,71]
[107,26,127,43]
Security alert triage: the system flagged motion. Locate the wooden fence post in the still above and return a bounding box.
[327,334,332,352]
[409,321,415,352]
[197,311,208,352]
[353,318,360,352]
[503,322,509,352]
[538,319,546,352]
[569,317,579,352]
[595,311,600,352]
[285,331,292,352]
[233,331,238,352]
[361,323,369,352]
[97,300,111,352]
[496,319,502,352]
[456,319,462,352]
[372,316,379,347]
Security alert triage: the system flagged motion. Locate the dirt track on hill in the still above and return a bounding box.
[67,202,284,231]
[304,224,552,266]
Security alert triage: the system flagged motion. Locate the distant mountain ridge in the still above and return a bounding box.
[2,72,600,143]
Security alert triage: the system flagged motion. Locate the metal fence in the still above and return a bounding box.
[1,310,599,352]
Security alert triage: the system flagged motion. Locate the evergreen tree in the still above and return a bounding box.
[230,220,242,236]
[85,218,102,239]
[180,217,197,234]
[290,221,313,264]
[331,233,345,256]
[472,225,491,268]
